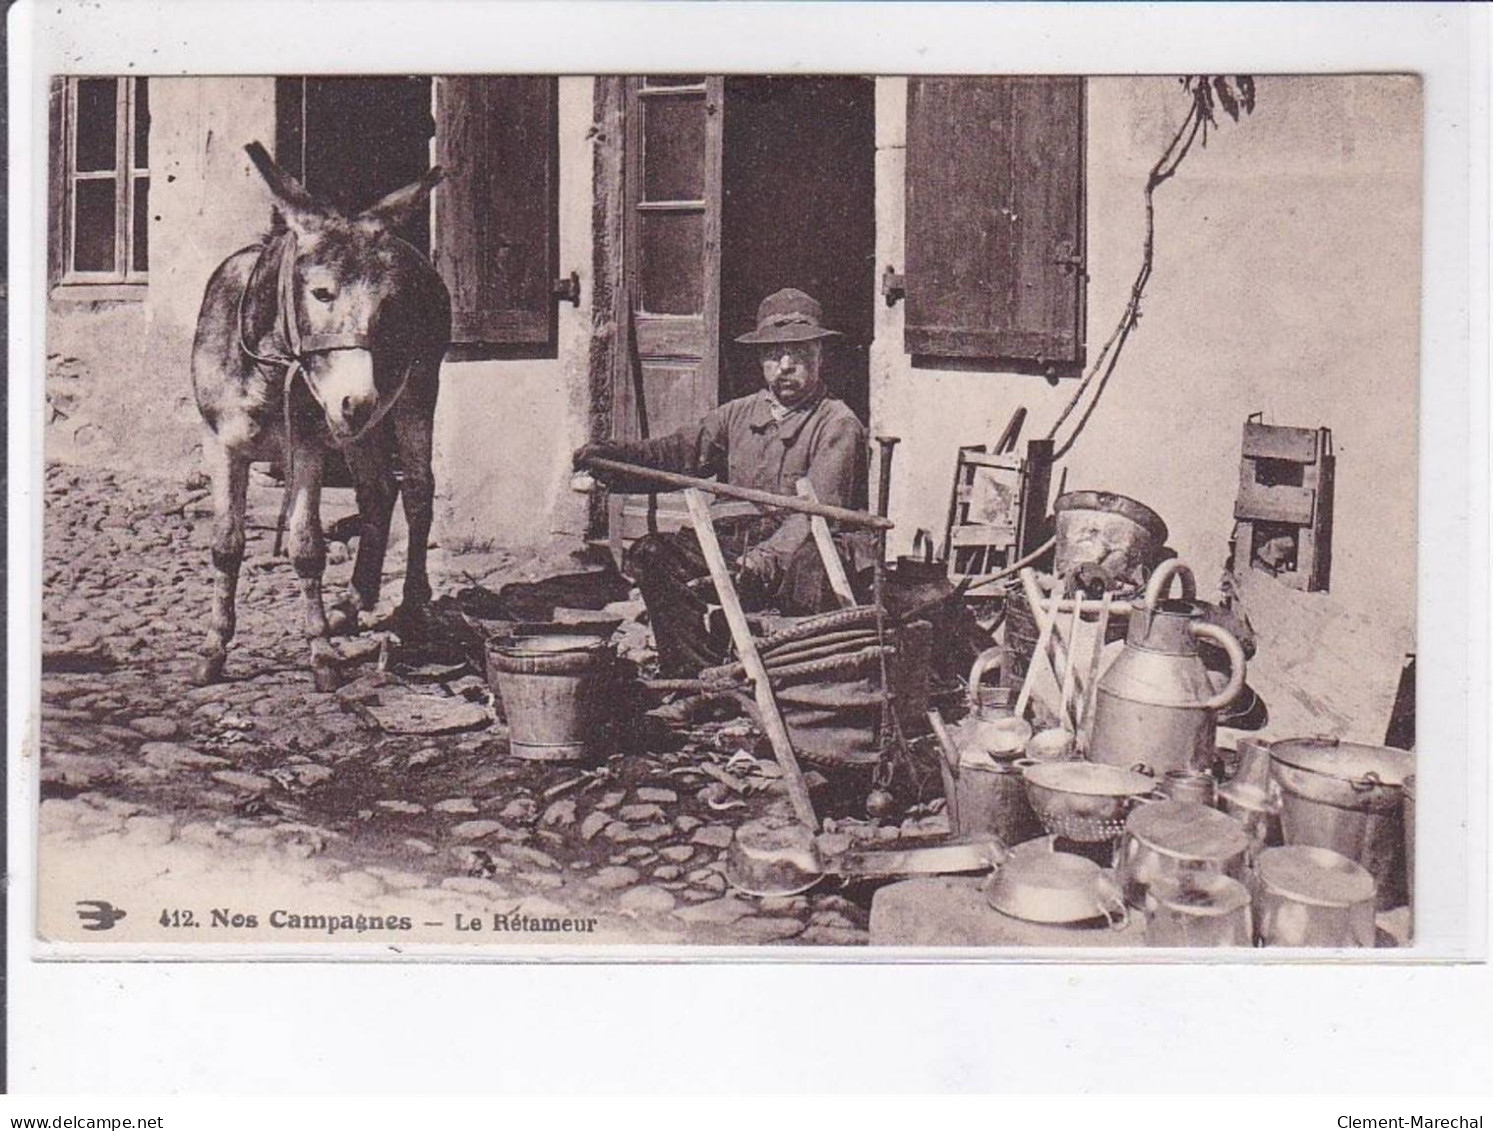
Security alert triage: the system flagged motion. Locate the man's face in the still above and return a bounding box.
[759,340,823,408]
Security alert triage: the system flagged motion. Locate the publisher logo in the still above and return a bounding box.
[75,900,127,932]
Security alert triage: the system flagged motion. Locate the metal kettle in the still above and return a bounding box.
[1088,559,1246,776]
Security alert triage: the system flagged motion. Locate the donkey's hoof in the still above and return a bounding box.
[392,602,431,643]
[193,651,227,686]
[312,659,342,693]
[310,640,342,692]
[326,601,360,637]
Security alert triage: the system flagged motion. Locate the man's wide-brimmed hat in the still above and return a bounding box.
[735,288,842,345]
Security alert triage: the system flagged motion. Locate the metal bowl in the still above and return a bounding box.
[985,840,1128,927]
[1022,761,1159,843]
[723,819,825,898]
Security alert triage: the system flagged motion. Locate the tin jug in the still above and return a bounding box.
[1089,560,1246,777]
[950,646,1033,761]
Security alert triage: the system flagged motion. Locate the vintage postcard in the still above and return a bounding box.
[32,68,1431,955]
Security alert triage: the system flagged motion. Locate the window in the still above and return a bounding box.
[904,76,1085,369]
[53,77,151,284]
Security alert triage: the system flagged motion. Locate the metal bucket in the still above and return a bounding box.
[956,755,1042,846]
[1269,737,1414,910]
[1144,873,1253,948]
[486,633,613,761]
[1252,845,1377,948]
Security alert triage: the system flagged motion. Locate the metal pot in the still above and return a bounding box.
[1144,873,1253,948]
[955,754,1043,846]
[985,840,1129,928]
[1089,561,1247,777]
[1116,799,1251,910]
[1252,845,1377,948]
[1052,490,1169,587]
[724,819,1006,897]
[1216,779,1283,867]
[1021,761,1160,845]
[1269,736,1414,909]
[1158,768,1217,807]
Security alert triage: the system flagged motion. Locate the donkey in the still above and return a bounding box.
[191,142,452,691]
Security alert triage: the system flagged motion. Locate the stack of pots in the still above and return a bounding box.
[1267,737,1415,911]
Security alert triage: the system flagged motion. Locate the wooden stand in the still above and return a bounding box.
[943,438,1054,588]
[1232,421,1335,592]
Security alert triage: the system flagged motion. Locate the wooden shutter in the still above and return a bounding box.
[905,76,1085,366]
[433,76,558,347]
[48,77,67,287]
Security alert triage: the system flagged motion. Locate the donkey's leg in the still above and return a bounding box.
[391,381,438,640]
[327,430,399,636]
[285,441,340,691]
[194,433,249,685]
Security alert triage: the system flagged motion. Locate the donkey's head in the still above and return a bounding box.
[245,141,443,444]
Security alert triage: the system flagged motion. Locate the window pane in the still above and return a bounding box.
[74,178,118,272]
[643,96,706,202]
[133,78,150,169]
[640,210,703,314]
[645,75,705,88]
[132,176,150,273]
[74,78,118,172]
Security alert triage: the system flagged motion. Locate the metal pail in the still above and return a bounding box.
[486,634,613,761]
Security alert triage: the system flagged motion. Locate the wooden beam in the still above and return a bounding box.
[586,457,894,530]
[683,488,818,829]
[795,478,856,609]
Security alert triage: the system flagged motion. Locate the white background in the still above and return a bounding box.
[7,0,1491,1095]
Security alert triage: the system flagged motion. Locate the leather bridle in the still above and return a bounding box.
[237,228,413,554]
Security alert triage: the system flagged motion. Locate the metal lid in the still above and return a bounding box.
[1022,761,1155,799]
[1147,873,1252,917]
[1125,800,1250,861]
[1269,737,1414,788]
[1256,845,1376,908]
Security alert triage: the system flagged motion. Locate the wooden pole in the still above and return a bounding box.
[795,478,856,609]
[585,457,893,530]
[682,488,818,829]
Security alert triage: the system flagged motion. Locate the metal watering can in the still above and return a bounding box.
[1088,559,1246,777]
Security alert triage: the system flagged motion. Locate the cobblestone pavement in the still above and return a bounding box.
[34,462,935,948]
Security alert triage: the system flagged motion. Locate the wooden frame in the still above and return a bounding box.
[609,75,725,541]
[58,76,149,287]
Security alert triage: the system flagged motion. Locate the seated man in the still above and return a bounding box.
[574,288,872,677]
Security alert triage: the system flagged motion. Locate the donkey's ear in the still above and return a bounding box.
[356,166,445,233]
[245,141,320,227]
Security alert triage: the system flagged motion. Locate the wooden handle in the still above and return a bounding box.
[683,489,817,829]
[796,478,857,609]
[586,457,893,530]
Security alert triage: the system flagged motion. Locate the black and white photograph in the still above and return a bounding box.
[28,65,1437,953]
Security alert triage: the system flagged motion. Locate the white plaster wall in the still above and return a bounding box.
[430,75,594,555]
[47,77,277,472]
[871,75,1422,641]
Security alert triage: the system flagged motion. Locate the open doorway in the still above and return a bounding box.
[275,76,434,253]
[719,77,876,423]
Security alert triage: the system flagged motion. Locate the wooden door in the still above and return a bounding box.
[611,75,724,539]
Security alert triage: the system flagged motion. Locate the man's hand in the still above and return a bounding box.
[572,441,633,484]
[733,551,774,603]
